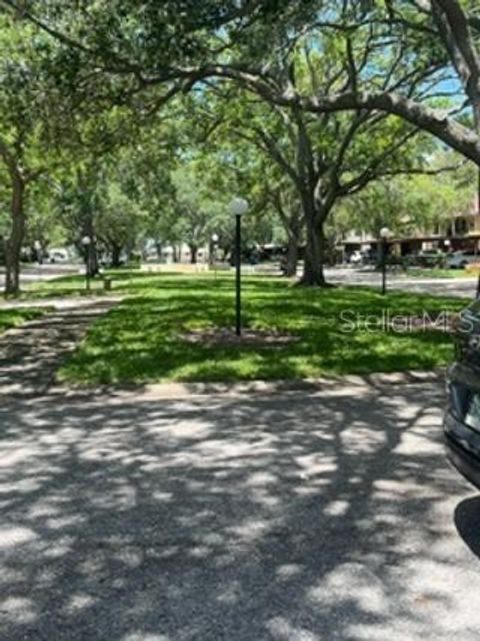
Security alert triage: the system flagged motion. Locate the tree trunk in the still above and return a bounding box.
[298,198,330,287]
[111,244,122,268]
[84,241,99,278]
[473,109,480,298]
[82,212,100,277]
[155,240,163,261]
[88,244,99,277]
[284,235,299,277]
[5,174,26,297]
[190,245,198,264]
[301,224,328,286]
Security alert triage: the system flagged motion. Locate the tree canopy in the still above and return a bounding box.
[0,0,478,291]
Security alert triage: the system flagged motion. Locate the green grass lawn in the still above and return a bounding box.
[0,307,47,334]
[21,265,474,301]
[53,272,469,385]
[404,268,474,279]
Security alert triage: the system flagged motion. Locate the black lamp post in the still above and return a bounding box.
[34,240,42,265]
[211,233,219,282]
[82,235,92,292]
[229,198,249,336]
[380,227,391,295]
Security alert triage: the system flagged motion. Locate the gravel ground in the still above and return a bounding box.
[1,379,480,641]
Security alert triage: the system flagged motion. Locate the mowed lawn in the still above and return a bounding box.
[37,271,469,384]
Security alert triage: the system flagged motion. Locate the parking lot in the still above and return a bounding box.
[1,378,480,641]
[325,267,477,298]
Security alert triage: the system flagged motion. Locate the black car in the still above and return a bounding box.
[445,300,480,488]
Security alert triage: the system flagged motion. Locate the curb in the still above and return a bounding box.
[42,369,445,401]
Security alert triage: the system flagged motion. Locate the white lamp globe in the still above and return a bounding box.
[380,227,391,239]
[229,198,249,217]
[211,233,219,243]
[82,235,92,246]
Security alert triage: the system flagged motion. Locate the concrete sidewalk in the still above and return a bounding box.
[1,379,479,640]
[0,263,80,289]
[0,294,121,311]
[0,299,119,395]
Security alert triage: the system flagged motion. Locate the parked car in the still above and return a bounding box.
[348,250,362,265]
[47,248,69,263]
[446,251,479,269]
[409,250,446,268]
[445,300,480,488]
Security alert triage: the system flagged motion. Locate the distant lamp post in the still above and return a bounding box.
[444,239,451,252]
[380,227,391,296]
[229,198,249,336]
[81,235,92,292]
[34,240,42,265]
[211,233,219,281]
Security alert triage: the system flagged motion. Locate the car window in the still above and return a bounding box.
[465,393,480,431]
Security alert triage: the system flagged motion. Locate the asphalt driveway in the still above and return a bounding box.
[1,378,480,641]
[324,267,477,298]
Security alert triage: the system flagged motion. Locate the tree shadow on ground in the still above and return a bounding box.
[0,302,117,394]
[0,380,477,640]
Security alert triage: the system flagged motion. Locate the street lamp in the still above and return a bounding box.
[229,198,249,336]
[211,233,219,281]
[81,235,92,292]
[380,227,391,295]
[34,240,42,265]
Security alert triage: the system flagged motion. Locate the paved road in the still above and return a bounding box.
[325,267,478,299]
[1,378,480,640]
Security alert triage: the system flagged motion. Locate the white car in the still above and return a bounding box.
[446,251,479,269]
[47,248,70,264]
[349,250,364,265]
